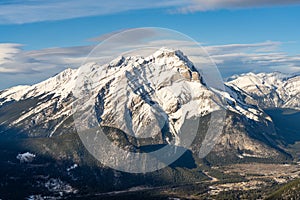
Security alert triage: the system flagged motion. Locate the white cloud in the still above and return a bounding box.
[0,44,94,74]
[206,44,300,76]
[205,41,282,55]
[0,44,95,89]
[0,0,299,24]
[179,0,300,12]
[0,39,299,90]
[0,0,185,24]
[0,43,23,65]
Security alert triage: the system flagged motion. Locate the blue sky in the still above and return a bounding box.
[0,0,300,89]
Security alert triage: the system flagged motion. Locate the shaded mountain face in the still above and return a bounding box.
[0,48,295,164]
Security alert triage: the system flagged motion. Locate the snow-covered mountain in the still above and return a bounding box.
[0,48,293,161]
[0,48,266,137]
[227,72,300,110]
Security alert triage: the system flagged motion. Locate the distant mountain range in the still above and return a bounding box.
[227,72,300,110]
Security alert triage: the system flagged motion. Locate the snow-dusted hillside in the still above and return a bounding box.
[0,67,77,137]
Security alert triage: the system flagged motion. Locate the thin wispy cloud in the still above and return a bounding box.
[205,41,300,76]
[0,0,185,24]
[0,43,23,65]
[179,0,300,12]
[205,41,282,55]
[0,0,300,24]
[0,39,299,90]
[0,44,94,89]
[0,45,94,74]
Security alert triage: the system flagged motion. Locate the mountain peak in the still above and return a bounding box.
[152,47,177,57]
[152,48,192,63]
